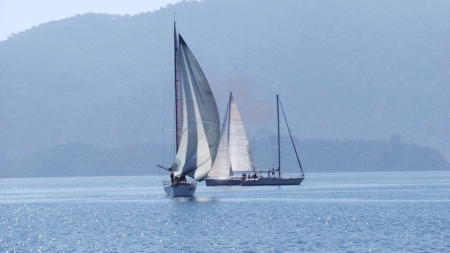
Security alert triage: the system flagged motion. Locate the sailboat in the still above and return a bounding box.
[241,95,305,186]
[205,92,255,186]
[159,22,221,197]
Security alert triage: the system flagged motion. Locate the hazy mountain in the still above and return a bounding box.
[0,142,171,178]
[251,136,450,173]
[1,138,448,178]
[1,0,449,164]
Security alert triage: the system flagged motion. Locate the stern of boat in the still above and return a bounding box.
[163,180,197,197]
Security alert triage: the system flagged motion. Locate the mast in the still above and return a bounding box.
[227,92,232,155]
[174,21,182,151]
[277,94,281,177]
[226,92,232,173]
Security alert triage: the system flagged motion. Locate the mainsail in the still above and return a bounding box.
[169,28,220,182]
[209,93,255,177]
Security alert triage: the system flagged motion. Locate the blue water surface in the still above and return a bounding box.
[1,172,449,252]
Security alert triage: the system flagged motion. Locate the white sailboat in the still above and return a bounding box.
[160,22,220,197]
[241,95,305,186]
[205,92,255,186]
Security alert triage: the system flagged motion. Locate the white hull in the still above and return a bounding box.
[163,181,197,197]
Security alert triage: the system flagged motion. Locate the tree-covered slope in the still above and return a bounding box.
[1,0,449,162]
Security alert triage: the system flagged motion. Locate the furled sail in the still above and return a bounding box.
[209,93,254,177]
[169,34,220,182]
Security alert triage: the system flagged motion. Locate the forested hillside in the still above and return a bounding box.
[1,0,449,164]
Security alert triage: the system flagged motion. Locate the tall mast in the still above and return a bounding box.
[227,92,232,146]
[277,94,281,177]
[226,92,232,173]
[174,20,182,151]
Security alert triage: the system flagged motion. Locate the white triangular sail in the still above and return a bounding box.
[169,34,220,182]
[228,94,254,172]
[209,101,232,177]
[209,93,255,177]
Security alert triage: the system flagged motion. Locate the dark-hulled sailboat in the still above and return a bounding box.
[241,95,305,186]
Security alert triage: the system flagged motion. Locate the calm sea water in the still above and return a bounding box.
[1,172,449,252]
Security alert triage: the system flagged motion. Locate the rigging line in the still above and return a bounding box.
[160,46,173,170]
[278,97,304,175]
[161,126,165,175]
[162,56,173,130]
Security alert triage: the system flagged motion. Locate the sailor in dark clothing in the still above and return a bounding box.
[170,172,174,182]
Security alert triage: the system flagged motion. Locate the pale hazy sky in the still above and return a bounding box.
[0,0,182,41]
